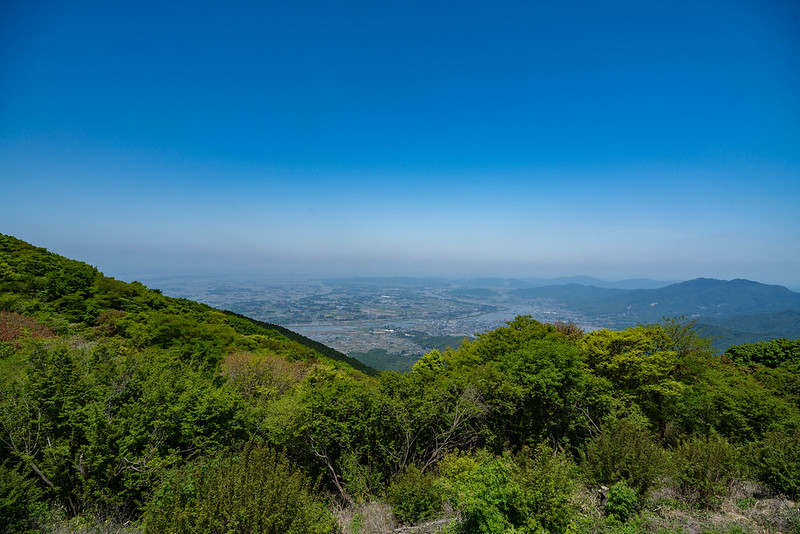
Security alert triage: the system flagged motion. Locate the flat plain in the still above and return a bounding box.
[136,276,595,369]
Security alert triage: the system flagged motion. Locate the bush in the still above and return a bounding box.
[604,481,637,522]
[438,450,515,534]
[513,443,578,533]
[673,432,739,507]
[583,417,669,498]
[750,429,800,499]
[387,465,444,524]
[552,321,585,340]
[143,445,336,534]
[439,444,576,534]
[0,460,46,533]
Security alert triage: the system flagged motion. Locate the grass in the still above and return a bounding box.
[570,480,799,534]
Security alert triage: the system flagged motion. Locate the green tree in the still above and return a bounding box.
[412,349,445,375]
[265,367,388,503]
[726,338,800,368]
[378,367,486,475]
[0,339,251,517]
[469,316,561,364]
[0,460,45,532]
[493,337,587,450]
[582,325,684,435]
[673,352,799,442]
[387,465,444,524]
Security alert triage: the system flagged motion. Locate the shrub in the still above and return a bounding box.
[387,465,444,524]
[513,443,578,533]
[143,445,336,534]
[0,460,46,533]
[552,321,585,340]
[439,445,576,534]
[583,417,669,498]
[750,429,800,499]
[604,481,637,522]
[439,450,516,534]
[735,497,757,510]
[673,432,739,507]
[0,311,54,344]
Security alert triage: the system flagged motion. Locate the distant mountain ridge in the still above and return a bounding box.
[524,276,676,290]
[461,276,675,290]
[510,277,800,350]
[512,277,800,321]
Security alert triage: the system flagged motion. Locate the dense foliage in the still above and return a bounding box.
[143,445,336,534]
[1,233,799,533]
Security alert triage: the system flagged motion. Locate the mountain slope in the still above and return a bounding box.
[0,233,375,374]
[221,310,376,374]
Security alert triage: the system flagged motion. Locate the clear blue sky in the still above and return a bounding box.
[2,0,799,285]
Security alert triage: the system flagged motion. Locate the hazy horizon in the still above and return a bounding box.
[3,1,799,287]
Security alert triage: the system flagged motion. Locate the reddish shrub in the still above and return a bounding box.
[0,311,54,345]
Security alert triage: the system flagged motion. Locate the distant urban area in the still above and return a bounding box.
[134,276,602,370]
[134,274,800,371]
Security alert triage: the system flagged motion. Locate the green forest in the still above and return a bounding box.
[1,233,799,533]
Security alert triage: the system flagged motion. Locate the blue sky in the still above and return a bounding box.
[2,0,799,285]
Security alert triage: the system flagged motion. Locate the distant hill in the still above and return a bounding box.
[603,278,677,290]
[605,278,800,323]
[512,284,626,310]
[697,309,800,351]
[463,276,674,290]
[511,278,800,347]
[702,308,800,334]
[461,277,534,289]
[446,287,501,299]
[513,278,800,318]
[523,276,675,290]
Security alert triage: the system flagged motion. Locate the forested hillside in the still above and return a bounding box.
[1,234,799,533]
